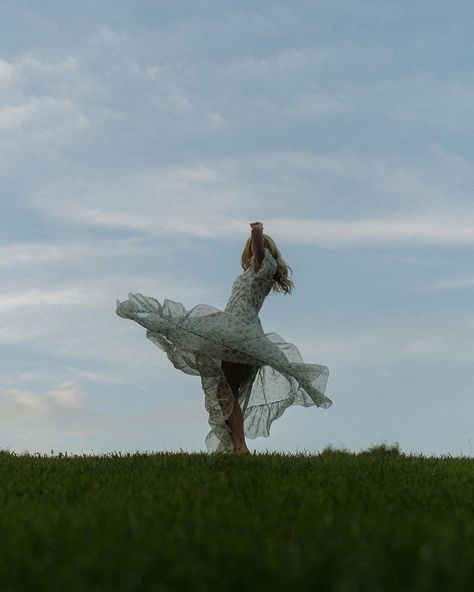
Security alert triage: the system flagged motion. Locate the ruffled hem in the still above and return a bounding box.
[116,293,332,453]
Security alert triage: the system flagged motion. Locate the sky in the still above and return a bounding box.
[1,0,473,456]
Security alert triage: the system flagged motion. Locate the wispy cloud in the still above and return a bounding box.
[0,59,16,85]
[30,164,255,237]
[28,149,474,246]
[0,96,88,132]
[1,381,86,417]
[0,55,89,134]
[0,326,40,343]
[0,274,219,370]
[294,315,474,365]
[0,240,154,269]
[394,80,474,130]
[0,381,99,453]
[424,276,474,291]
[266,213,474,246]
[0,288,91,312]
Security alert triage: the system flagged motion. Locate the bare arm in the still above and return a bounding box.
[250,221,265,271]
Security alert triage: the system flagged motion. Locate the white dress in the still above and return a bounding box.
[116,247,332,453]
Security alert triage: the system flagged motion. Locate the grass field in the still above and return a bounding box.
[1,446,473,591]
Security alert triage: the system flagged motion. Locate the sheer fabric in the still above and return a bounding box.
[116,248,332,453]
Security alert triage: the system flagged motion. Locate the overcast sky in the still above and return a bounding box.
[1,1,473,456]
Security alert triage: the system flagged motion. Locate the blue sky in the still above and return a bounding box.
[1,1,473,456]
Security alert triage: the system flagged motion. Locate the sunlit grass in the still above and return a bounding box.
[1,446,473,591]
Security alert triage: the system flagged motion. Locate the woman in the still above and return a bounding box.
[116,222,332,454]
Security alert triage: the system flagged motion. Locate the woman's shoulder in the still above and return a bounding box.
[263,247,278,268]
[249,247,277,276]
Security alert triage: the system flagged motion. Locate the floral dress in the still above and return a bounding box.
[116,247,332,453]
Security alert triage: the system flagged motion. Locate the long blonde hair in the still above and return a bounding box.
[241,233,294,294]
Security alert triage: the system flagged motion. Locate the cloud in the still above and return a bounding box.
[28,147,474,246]
[0,96,89,133]
[0,288,91,313]
[424,276,474,292]
[393,80,474,130]
[0,244,65,267]
[0,240,154,269]
[0,381,101,452]
[0,272,219,371]
[0,58,16,86]
[0,54,90,143]
[0,369,124,389]
[0,102,33,128]
[265,213,474,247]
[0,326,40,343]
[228,47,332,77]
[117,401,204,427]
[30,164,256,237]
[0,273,215,314]
[294,315,474,365]
[0,385,206,454]
[1,381,86,417]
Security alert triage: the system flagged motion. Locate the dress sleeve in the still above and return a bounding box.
[254,247,278,278]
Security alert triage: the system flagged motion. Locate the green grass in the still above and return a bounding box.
[1,446,474,591]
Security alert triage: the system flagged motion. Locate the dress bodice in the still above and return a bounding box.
[224,247,278,323]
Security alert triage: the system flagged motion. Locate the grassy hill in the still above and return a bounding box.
[1,447,473,591]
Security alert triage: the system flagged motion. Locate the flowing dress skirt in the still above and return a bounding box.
[116,293,332,453]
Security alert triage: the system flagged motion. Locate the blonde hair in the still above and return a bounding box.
[241,233,294,294]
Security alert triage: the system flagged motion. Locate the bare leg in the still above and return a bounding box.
[221,361,251,454]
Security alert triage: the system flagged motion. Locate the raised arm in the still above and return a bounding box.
[250,221,265,271]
